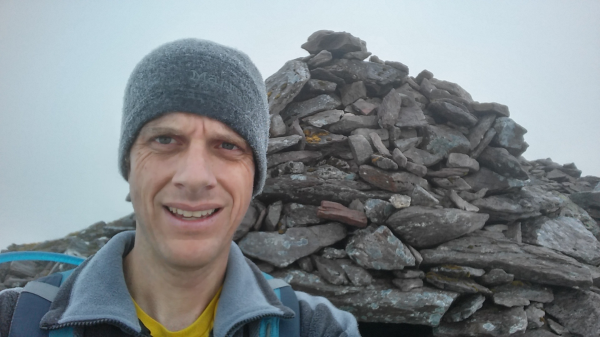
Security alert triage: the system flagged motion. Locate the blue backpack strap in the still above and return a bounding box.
[259,272,300,337]
[8,270,75,337]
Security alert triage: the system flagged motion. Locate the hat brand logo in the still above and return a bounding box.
[190,69,243,98]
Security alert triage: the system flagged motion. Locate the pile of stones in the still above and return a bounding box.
[2,31,600,336]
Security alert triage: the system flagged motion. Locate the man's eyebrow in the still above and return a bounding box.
[141,127,182,136]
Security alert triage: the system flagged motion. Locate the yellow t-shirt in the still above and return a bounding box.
[133,288,222,337]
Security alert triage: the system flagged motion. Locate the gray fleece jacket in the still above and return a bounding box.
[0,231,359,337]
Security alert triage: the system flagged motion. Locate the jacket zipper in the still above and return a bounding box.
[43,318,149,337]
[224,312,294,337]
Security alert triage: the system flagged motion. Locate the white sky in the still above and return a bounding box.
[1,0,599,250]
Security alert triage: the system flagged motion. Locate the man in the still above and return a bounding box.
[0,39,359,336]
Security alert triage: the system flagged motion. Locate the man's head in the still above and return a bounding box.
[119,39,269,268]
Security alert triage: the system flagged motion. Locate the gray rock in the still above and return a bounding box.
[264,201,283,231]
[429,99,478,127]
[346,225,415,270]
[350,128,389,149]
[463,167,525,194]
[458,188,488,202]
[504,222,522,244]
[385,60,409,73]
[491,117,528,156]
[340,81,367,106]
[320,59,406,95]
[348,199,364,212]
[484,225,509,232]
[522,330,558,337]
[369,132,391,156]
[420,232,593,288]
[276,269,458,326]
[544,288,600,337]
[306,50,333,68]
[305,79,337,95]
[238,222,347,268]
[267,150,322,168]
[492,282,554,307]
[267,135,303,154]
[392,148,408,168]
[431,177,472,191]
[403,147,445,166]
[478,146,529,180]
[447,153,480,172]
[321,247,347,259]
[328,114,379,134]
[297,256,314,272]
[393,269,425,279]
[569,190,600,213]
[421,125,471,158]
[378,89,402,129]
[358,165,429,193]
[393,137,422,152]
[522,216,600,265]
[470,102,510,117]
[405,162,427,177]
[471,185,563,222]
[471,127,497,159]
[348,134,373,165]
[433,305,527,337]
[301,30,364,57]
[302,127,347,150]
[525,305,545,329]
[429,78,474,102]
[364,199,395,224]
[415,69,434,84]
[302,109,344,128]
[557,191,600,239]
[443,294,486,323]
[419,78,470,106]
[467,113,497,150]
[351,99,377,115]
[305,165,354,181]
[430,265,486,278]
[312,255,348,285]
[272,161,305,177]
[390,194,411,209]
[546,319,568,336]
[411,185,440,207]
[280,94,342,124]
[387,206,489,248]
[449,190,480,212]
[341,50,372,60]
[392,278,423,291]
[546,169,569,182]
[336,259,373,286]
[8,260,38,279]
[370,154,398,171]
[281,203,322,228]
[425,272,492,295]
[269,114,287,137]
[317,200,368,228]
[479,269,514,287]
[265,60,311,116]
[396,105,428,127]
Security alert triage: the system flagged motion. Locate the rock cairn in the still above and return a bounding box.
[2,31,600,337]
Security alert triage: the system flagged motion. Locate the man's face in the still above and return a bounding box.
[128,112,255,269]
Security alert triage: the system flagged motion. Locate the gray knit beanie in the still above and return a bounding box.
[119,39,269,197]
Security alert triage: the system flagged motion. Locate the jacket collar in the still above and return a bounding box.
[42,231,294,336]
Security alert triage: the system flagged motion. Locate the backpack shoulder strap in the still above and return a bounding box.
[259,272,300,337]
[8,270,75,337]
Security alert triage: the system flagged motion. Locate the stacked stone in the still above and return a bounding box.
[2,30,600,336]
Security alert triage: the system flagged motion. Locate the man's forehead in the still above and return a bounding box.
[141,112,244,140]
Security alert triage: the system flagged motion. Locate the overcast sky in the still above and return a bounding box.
[1,0,599,250]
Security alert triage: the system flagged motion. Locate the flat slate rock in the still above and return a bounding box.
[467,114,497,150]
[267,151,323,168]
[265,60,311,115]
[378,89,402,129]
[463,167,525,195]
[470,102,510,117]
[328,114,379,134]
[358,165,429,193]
[239,222,346,268]
[267,135,303,154]
[403,147,444,167]
[433,305,527,337]
[280,94,342,124]
[302,109,344,128]
[420,231,593,288]
[320,59,406,95]
[491,117,528,156]
[302,127,347,150]
[425,272,492,295]
[429,99,478,127]
[386,206,489,248]
[522,216,600,265]
[479,269,514,287]
[275,269,459,326]
[492,281,553,307]
[346,225,415,270]
[336,259,373,286]
[421,124,471,158]
[317,200,368,228]
[544,288,600,337]
[281,203,322,228]
[478,146,529,180]
[301,30,364,57]
[443,294,486,323]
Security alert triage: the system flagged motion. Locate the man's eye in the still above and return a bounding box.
[221,142,237,150]
[155,136,175,145]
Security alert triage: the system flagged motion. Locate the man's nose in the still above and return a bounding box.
[171,142,217,194]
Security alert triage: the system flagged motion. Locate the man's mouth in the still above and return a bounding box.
[166,207,218,220]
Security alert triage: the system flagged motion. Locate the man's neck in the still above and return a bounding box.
[123,244,227,331]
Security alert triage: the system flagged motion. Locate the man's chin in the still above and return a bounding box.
[160,241,229,270]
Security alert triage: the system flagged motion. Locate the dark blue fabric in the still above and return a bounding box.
[278,286,300,337]
[8,273,62,337]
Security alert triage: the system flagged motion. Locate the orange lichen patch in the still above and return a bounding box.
[304,129,329,143]
[511,280,527,287]
[267,91,272,97]
[280,83,288,90]
[371,157,381,163]
[274,93,281,99]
